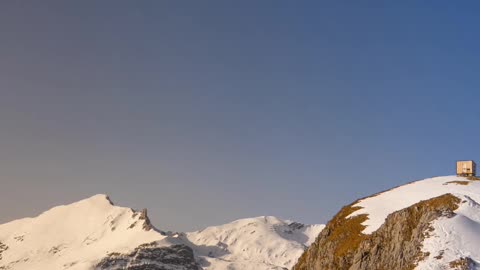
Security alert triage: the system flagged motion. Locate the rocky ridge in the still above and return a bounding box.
[294,176,480,270]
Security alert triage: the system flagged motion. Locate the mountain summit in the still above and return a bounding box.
[0,194,171,270]
[294,175,480,270]
[0,194,323,270]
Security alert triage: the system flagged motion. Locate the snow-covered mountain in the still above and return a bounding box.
[186,216,323,270]
[0,194,323,270]
[295,175,480,270]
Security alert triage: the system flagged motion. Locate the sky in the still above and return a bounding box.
[1,2,480,231]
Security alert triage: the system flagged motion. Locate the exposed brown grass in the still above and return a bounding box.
[444,181,470,186]
[329,205,368,257]
[449,257,474,270]
[294,200,368,269]
[294,194,461,270]
[293,200,368,269]
[414,194,460,213]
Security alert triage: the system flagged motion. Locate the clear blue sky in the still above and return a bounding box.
[1,2,479,231]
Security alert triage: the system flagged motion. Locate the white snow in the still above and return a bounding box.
[186,216,324,270]
[0,195,323,270]
[0,194,166,270]
[417,194,480,269]
[348,175,480,269]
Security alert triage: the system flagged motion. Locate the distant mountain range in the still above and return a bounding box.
[0,194,323,270]
[2,175,480,270]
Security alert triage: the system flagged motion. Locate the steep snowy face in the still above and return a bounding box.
[348,175,480,234]
[0,194,167,270]
[417,194,480,270]
[349,176,480,269]
[186,216,324,270]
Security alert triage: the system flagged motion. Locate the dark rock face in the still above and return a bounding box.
[138,209,153,231]
[294,194,461,270]
[129,209,164,234]
[96,243,200,270]
[288,222,305,230]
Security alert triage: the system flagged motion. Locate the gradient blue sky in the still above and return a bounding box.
[1,2,480,231]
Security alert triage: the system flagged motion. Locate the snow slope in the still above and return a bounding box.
[186,216,324,270]
[0,195,323,270]
[348,175,480,269]
[0,195,167,270]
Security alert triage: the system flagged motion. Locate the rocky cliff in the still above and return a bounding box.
[294,194,460,270]
[294,176,480,270]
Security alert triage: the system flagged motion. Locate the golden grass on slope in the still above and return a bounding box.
[329,205,368,257]
[294,194,461,270]
[449,257,474,270]
[444,181,470,186]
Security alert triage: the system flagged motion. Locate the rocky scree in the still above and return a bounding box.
[95,242,200,270]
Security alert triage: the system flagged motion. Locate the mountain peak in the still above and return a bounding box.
[347,175,480,234]
[186,215,324,269]
[0,195,323,270]
[72,193,114,207]
[0,194,166,270]
[294,175,480,270]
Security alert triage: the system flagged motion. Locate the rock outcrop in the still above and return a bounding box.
[294,194,461,270]
[95,242,200,270]
[131,208,156,232]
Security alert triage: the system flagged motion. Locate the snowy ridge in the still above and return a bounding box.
[0,195,323,270]
[0,194,166,270]
[348,175,480,269]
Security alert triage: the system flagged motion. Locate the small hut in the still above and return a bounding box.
[456,160,476,177]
